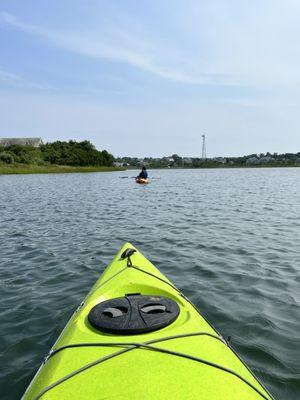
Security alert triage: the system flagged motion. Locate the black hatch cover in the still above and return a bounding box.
[88,295,180,334]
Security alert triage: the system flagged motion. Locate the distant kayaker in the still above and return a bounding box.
[138,166,148,180]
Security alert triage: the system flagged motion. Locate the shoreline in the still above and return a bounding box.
[0,164,125,175]
[1,164,299,175]
[126,164,300,170]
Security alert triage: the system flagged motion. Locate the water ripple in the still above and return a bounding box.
[0,168,300,399]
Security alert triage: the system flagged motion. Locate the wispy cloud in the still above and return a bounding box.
[0,69,23,83]
[2,3,300,89]
[0,68,50,90]
[0,66,124,96]
[0,67,57,91]
[0,11,237,86]
[1,3,300,156]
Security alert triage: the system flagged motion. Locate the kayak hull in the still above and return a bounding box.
[135,178,149,184]
[23,243,273,400]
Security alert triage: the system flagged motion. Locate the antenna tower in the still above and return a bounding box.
[201,134,206,159]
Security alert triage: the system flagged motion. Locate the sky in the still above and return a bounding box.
[0,0,300,157]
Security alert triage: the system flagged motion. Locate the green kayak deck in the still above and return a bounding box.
[23,243,273,400]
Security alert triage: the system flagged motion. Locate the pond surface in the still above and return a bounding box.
[0,168,299,399]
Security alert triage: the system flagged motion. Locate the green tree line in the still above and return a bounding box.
[117,152,300,168]
[0,140,114,167]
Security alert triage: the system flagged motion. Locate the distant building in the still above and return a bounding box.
[246,157,260,165]
[113,161,123,167]
[183,157,193,164]
[0,137,43,147]
[212,157,226,164]
[258,156,274,164]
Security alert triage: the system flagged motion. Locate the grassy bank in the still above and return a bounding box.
[0,163,125,175]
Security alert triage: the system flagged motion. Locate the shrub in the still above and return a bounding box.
[0,152,14,164]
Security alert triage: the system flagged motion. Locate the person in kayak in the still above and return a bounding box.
[137,166,148,180]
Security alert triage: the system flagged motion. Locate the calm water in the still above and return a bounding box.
[0,168,299,399]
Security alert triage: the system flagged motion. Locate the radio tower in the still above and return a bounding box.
[201,134,206,159]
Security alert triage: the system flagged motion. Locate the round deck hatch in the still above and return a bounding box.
[88,295,180,334]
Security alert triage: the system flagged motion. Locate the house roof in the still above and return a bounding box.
[0,138,43,147]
